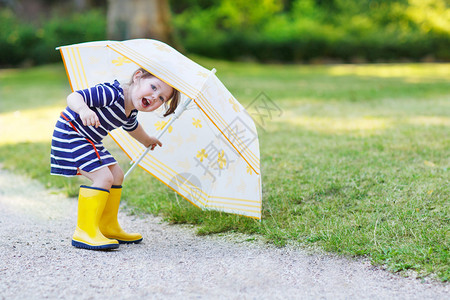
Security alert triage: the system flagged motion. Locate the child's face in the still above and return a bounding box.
[131,75,174,112]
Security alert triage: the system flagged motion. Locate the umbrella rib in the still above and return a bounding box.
[208,195,261,203]
[207,200,260,209]
[64,48,81,90]
[74,47,89,89]
[206,204,260,214]
[59,49,75,92]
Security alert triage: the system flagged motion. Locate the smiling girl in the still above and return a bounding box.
[51,68,180,250]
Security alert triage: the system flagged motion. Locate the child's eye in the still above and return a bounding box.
[159,96,165,102]
[151,84,157,91]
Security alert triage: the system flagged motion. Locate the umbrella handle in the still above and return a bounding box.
[124,98,193,180]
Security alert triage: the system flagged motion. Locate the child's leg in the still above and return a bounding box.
[108,163,124,186]
[78,167,115,190]
[99,164,143,244]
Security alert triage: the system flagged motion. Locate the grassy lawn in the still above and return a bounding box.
[0,61,448,281]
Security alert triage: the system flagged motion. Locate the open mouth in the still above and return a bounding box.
[142,97,151,108]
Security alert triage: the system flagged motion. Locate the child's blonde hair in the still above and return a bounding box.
[131,68,180,117]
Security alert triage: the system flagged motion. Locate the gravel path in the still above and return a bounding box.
[0,168,448,299]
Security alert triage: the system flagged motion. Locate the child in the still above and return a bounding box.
[51,68,180,250]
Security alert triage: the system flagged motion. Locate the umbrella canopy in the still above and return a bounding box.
[58,39,262,219]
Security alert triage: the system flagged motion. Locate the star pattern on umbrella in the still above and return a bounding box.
[112,56,132,66]
[88,56,100,64]
[228,97,240,112]
[237,181,246,192]
[192,118,202,128]
[196,149,208,162]
[246,165,253,175]
[226,176,233,187]
[164,145,176,153]
[185,133,198,144]
[154,120,173,133]
[177,158,191,170]
[197,71,209,78]
[154,43,172,52]
[170,134,184,147]
[217,150,227,169]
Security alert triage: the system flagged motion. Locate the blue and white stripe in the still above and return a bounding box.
[50,80,138,177]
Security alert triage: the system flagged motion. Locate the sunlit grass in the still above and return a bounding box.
[407,116,450,126]
[0,106,61,144]
[0,62,449,281]
[0,64,69,112]
[280,115,391,136]
[277,113,450,137]
[326,63,450,80]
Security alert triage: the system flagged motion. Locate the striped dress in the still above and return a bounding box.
[51,80,138,177]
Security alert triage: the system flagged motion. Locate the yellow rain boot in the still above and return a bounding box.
[72,186,119,250]
[99,185,143,244]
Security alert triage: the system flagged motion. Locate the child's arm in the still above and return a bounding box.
[67,92,101,128]
[127,124,162,150]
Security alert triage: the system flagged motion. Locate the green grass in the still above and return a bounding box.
[0,61,449,281]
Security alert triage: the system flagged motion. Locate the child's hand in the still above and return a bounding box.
[147,137,162,150]
[79,108,100,128]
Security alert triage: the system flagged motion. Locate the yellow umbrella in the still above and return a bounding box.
[58,39,262,219]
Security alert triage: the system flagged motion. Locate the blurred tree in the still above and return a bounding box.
[107,0,174,44]
[215,0,283,30]
[1,0,106,23]
[169,0,219,14]
[73,0,107,10]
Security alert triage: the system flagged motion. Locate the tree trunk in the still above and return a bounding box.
[107,0,173,44]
